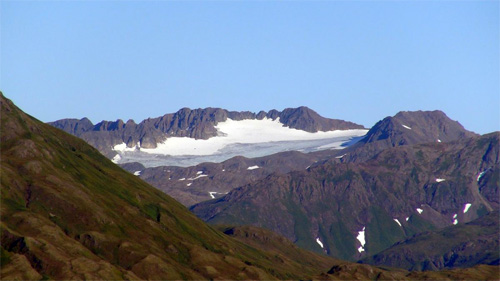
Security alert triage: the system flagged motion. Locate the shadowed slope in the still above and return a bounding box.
[191,132,499,262]
[360,211,499,271]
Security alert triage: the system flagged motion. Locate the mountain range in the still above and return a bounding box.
[4,93,499,279]
[0,93,371,280]
[4,91,497,279]
[49,106,364,159]
[191,131,499,262]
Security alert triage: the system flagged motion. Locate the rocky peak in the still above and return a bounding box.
[361,110,476,146]
[339,110,478,163]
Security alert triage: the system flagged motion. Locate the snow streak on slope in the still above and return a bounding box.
[112,118,368,167]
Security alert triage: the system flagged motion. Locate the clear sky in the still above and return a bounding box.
[1,1,498,134]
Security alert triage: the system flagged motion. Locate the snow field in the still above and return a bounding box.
[114,118,368,156]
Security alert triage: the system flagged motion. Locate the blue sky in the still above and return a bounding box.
[1,1,498,134]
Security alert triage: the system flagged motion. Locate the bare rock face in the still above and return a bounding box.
[49,106,365,157]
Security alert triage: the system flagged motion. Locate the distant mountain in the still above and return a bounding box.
[360,211,499,271]
[191,132,499,262]
[124,150,339,206]
[49,106,364,158]
[339,110,478,163]
[125,110,479,206]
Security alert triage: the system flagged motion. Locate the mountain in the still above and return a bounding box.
[0,93,352,280]
[338,110,478,163]
[119,110,477,206]
[49,106,364,159]
[191,132,499,262]
[3,92,498,280]
[126,150,339,206]
[360,211,499,271]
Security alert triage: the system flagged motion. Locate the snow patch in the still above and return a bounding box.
[405,217,409,221]
[402,124,412,130]
[477,170,488,182]
[178,178,185,181]
[435,178,446,182]
[453,219,458,225]
[188,174,208,180]
[453,213,458,219]
[133,171,141,176]
[393,219,402,227]
[222,169,225,172]
[196,171,203,175]
[247,165,260,170]
[306,165,311,169]
[463,203,472,213]
[437,139,442,143]
[316,237,324,248]
[416,208,423,214]
[111,154,121,164]
[209,191,217,199]
[356,227,366,253]
[186,183,192,187]
[113,142,139,152]
[335,154,346,159]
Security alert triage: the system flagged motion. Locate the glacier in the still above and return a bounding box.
[111,118,368,167]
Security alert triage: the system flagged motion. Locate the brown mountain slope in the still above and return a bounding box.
[122,110,476,206]
[133,150,339,206]
[0,93,345,280]
[360,211,499,271]
[191,133,499,262]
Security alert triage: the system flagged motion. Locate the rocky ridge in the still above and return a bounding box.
[50,106,364,158]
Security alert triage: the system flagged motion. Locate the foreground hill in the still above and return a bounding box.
[191,132,499,262]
